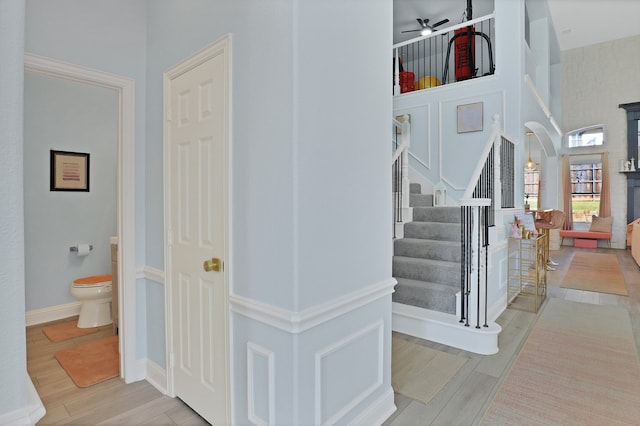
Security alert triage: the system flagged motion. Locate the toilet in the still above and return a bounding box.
[71,274,113,328]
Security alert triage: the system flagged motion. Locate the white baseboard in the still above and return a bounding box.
[392,302,501,355]
[0,373,46,426]
[146,359,167,395]
[348,387,396,426]
[25,302,81,326]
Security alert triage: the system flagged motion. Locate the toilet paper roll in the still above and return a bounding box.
[76,244,91,257]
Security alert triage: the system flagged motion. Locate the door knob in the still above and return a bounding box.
[203,257,221,272]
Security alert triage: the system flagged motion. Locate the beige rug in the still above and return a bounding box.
[42,320,98,342]
[482,299,640,424]
[392,335,467,404]
[561,252,628,295]
[55,335,119,387]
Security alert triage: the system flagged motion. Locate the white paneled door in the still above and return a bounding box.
[165,37,230,425]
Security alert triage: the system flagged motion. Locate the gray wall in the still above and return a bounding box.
[562,34,640,246]
[24,73,117,310]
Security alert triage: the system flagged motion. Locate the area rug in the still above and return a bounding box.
[392,335,467,404]
[482,298,640,424]
[561,251,628,295]
[42,320,98,342]
[54,335,119,387]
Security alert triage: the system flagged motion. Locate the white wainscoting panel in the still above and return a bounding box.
[247,342,275,426]
[314,320,384,425]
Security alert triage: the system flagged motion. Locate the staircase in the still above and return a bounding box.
[392,183,461,315]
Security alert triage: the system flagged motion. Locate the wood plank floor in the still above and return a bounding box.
[384,246,640,425]
[28,246,640,425]
[27,319,207,425]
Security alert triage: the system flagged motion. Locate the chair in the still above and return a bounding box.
[535,210,565,268]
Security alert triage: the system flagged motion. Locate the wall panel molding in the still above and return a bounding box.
[230,279,395,333]
[314,320,384,425]
[247,342,275,426]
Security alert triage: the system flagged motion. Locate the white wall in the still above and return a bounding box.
[562,34,640,247]
[146,1,395,423]
[24,73,117,311]
[0,0,27,417]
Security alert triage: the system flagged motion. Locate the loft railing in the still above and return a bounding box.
[459,115,515,327]
[393,14,495,96]
[392,115,410,238]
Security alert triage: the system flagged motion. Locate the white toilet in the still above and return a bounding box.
[71,274,113,328]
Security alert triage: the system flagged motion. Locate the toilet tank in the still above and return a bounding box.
[110,236,118,335]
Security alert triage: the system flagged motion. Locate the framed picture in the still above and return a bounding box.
[457,102,483,133]
[50,150,90,192]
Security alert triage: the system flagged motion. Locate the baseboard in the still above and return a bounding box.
[0,373,46,426]
[146,359,167,395]
[392,302,501,355]
[25,301,81,326]
[348,387,396,426]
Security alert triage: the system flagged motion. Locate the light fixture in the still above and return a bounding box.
[524,131,536,171]
[421,26,433,36]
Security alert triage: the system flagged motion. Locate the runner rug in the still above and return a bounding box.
[42,319,98,342]
[482,298,640,424]
[392,334,467,405]
[54,335,119,388]
[561,251,628,295]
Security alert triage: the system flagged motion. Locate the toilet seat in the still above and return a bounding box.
[73,274,112,288]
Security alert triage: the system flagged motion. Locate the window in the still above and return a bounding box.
[570,162,601,222]
[566,125,605,148]
[524,168,539,210]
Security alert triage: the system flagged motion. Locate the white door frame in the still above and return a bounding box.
[162,34,232,407]
[24,53,138,383]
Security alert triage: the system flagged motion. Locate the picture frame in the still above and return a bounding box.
[457,102,483,133]
[50,150,90,192]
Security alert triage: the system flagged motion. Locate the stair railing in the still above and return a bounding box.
[392,115,411,237]
[459,114,515,327]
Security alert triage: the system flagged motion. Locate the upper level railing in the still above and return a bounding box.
[393,14,495,96]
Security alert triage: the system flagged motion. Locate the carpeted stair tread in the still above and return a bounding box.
[393,278,457,314]
[410,183,422,194]
[412,206,460,223]
[410,194,434,207]
[393,256,460,286]
[404,222,459,241]
[394,238,461,262]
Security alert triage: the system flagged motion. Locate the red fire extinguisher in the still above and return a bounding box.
[454,25,475,81]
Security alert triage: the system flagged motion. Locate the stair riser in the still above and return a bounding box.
[393,258,460,286]
[412,207,461,223]
[394,240,461,262]
[410,194,433,207]
[392,285,456,314]
[404,223,459,241]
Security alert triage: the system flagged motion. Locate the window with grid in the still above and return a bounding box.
[524,168,539,210]
[570,162,601,222]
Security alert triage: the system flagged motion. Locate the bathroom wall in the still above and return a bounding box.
[24,72,118,311]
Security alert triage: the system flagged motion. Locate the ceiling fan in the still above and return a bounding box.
[401,18,450,36]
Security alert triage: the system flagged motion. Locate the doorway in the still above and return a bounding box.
[24,54,137,382]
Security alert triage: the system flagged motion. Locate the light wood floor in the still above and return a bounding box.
[28,246,640,425]
[384,246,640,425]
[27,319,207,425]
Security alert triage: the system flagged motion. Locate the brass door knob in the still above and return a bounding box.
[203,258,221,272]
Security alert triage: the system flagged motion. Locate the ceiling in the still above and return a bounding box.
[394,0,640,50]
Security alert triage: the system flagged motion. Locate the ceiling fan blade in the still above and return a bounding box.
[417,18,429,28]
[432,18,450,28]
[401,29,422,33]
